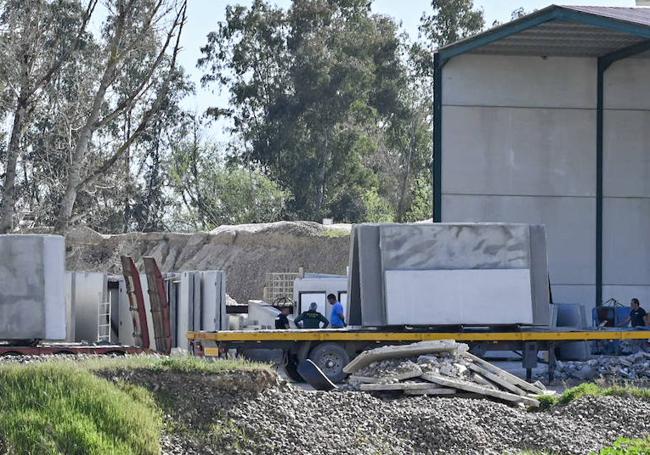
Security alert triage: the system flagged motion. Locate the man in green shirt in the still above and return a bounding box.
[294,302,329,329]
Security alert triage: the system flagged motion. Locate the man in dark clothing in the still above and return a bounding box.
[294,302,329,329]
[275,306,291,329]
[622,298,647,327]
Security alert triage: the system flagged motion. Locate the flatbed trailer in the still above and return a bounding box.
[187,327,650,382]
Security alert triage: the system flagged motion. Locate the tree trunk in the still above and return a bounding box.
[0,98,28,233]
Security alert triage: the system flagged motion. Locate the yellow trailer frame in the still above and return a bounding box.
[187,328,650,343]
[187,328,650,382]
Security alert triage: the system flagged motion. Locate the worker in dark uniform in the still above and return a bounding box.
[621,298,648,327]
[274,306,292,329]
[294,302,329,329]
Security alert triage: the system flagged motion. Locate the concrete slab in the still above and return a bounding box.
[465,353,544,395]
[343,340,461,374]
[404,387,457,396]
[467,363,526,396]
[360,382,434,392]
[421,373,539,407]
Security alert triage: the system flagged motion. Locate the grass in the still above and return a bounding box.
[0,356,269,455]
[537,382,650,409]
[597,436,650,454]
[322,227,350,238]
[79,354,271,374]
[0,362,162,455]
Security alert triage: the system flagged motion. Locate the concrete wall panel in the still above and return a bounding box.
[442,195,595,285]
[603,197,650,286]
[604,59,650,110]
[603,110,650,197]
[0,235,66,340]
[443,54,596,108]
[442,106,596,196]
[385,269,534,325]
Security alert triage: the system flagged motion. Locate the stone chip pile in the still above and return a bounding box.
[543,351,650,382]
[345,340,550,407]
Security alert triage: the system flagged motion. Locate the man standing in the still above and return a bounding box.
[275,306,292,329]
[621,298,648,327]
[294,302,329,329]
[328,293,346,328]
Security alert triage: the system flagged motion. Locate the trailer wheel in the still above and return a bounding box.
[308,343,350,383]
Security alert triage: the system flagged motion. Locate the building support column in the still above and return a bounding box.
[433,53,444,222]
[595,40,650,308]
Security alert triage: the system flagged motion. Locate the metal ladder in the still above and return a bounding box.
[97,295,111,343]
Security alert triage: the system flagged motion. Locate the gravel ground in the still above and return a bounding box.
[3,354,648,454]
[216,389,650,455]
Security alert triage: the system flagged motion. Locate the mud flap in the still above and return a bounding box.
[297,359,337,391]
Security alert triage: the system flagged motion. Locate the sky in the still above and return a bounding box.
[180,0,635,141]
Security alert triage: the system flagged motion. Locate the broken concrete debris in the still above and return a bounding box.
[539,351,650,382]
[346,340,549,406]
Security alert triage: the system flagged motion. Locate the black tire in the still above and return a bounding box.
[284,355,304,382]
[308,343,350,383]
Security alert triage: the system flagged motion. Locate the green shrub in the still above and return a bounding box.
[0,363,162,455]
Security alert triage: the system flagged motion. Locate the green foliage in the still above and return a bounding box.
[81,355,271,374]
[538,382,650,409]
[0,363,161,455]
[597,436,650,455]
[200,0,432,223]
[169,125,289,230]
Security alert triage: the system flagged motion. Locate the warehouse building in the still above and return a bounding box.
[433,5,650,314]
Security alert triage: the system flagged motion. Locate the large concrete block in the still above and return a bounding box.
[603,110,650,198]
[442,194,596,286]
[349,223,549,327]
[0,235,66,340]
[603,197,650,286]
[443,54,596,108]
[442,106,596,197]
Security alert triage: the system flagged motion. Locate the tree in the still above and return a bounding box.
[200,0,421,223]
[53,0,188,233]
[0,0,97,233]
[169,117,288,230]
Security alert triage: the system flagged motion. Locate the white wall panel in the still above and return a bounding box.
[603,110,650,197]
[442,194,595,285]
[442,106,596,196]
[603,197,650,286]
[443,54,596,108]
[385,269,533,325]
[604,59,650,109]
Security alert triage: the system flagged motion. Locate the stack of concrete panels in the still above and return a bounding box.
[347,223,550,326]
[65,269,226,349]
[0,235,66,340]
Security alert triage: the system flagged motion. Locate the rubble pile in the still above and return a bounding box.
[345,340,549,407]
[547,352,650,382]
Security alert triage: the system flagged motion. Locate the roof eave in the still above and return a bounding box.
[437,5,650,62]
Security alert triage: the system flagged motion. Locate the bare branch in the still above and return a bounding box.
[78,0,187,189]
[93,1,184,129]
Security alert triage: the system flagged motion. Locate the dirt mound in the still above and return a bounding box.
[65,221,351,304]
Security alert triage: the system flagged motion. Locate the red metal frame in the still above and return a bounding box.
[120,256,150,349]
[143,257,172,354]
